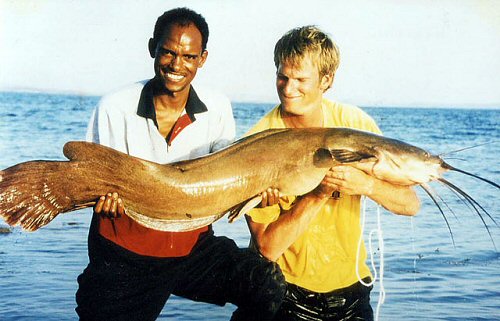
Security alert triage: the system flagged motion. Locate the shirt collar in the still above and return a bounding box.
[137,79,208,127]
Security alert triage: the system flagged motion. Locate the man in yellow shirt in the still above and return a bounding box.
[245,26,420,320]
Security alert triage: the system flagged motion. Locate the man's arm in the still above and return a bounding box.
[247,176,337,262]
[328,165,420,215]
[248,166,420,262]
[86,98,127,218]
[210,96,236,152]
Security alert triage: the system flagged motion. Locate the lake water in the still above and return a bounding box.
[0,91,499,320]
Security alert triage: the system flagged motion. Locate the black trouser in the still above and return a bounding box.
[75,220,286,321]
[273,279,373,321]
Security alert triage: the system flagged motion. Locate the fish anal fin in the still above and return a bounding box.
[125,209,223,232]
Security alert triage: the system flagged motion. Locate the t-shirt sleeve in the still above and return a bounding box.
[337,104,382,135]
[85,96,128,153]
[247,204,281,224]
[85,107,99,143]
[210,96,236,152]
[247,195,297,224]
[244,105,281,137]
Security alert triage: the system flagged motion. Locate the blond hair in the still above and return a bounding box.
[274,25,340,78]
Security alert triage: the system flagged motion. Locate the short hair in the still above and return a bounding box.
[152,7,209,51]
[274,26,340,78]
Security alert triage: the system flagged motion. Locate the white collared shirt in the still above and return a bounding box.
[86,80,236,163]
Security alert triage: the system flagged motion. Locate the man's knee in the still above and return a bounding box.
[231,255,286,320]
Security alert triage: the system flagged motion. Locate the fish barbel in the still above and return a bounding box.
[0,128,498,234]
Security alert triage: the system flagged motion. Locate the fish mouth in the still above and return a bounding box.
[440,161,454,171]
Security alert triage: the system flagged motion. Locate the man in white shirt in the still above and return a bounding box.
[76,8,285,321]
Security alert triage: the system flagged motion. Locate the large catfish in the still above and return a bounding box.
[0,128,498,233]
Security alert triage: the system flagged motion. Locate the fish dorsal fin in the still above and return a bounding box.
[63,141,120,162]
[329,149,373,163]
[63,141,183,174]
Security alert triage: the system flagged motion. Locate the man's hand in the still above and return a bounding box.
[309,165,373,199]
[94,192,125,219]
[259,188,281,207]
[328,165,374,196]
[259,165,375,207]
[310,169,339,199]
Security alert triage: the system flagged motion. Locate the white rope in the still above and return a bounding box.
[410,216,419,311]
[356,197,385,321]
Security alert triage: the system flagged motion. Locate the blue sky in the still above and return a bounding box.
[1,0,499,107]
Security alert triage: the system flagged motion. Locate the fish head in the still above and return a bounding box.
[371,142,447,185]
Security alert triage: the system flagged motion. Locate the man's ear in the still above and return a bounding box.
[198,50,208,68]
[320,73,334,92]
[148,38,156,58]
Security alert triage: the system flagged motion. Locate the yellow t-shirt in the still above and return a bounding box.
[246,98,382,293]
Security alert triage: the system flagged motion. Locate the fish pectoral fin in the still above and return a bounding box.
[227,196,262,223]
[329,149,373,163]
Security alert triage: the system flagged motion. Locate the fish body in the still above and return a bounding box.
[0,128,496,232]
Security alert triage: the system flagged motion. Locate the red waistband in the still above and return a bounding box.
[98,214,208,257]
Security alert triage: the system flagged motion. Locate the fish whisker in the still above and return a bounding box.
[435,180,472,218]
[428,182,459,222]
[438,178,499,227]
[437,178,497,250]
[420,183,455,246]
[439,142,495,157]
[442,162,500,189]
[441,156,467,162]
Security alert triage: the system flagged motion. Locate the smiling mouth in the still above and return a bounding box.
[165,72,185,82]
[281,94,301,100]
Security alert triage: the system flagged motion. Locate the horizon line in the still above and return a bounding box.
[1,88,499,110]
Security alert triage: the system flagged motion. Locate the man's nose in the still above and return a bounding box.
[169,54,183,71]
[282,80,297,95]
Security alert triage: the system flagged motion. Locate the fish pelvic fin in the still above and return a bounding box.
[228,196,262,223]
[0,161,74,231]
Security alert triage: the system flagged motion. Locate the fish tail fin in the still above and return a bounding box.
[0,141,161,232]
[0,160,76,231]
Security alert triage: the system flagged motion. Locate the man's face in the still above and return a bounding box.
[276,55,331,116]
[150,23,207,95]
